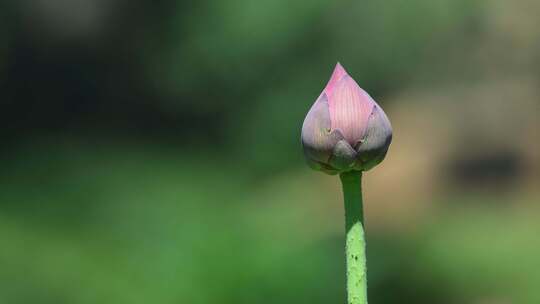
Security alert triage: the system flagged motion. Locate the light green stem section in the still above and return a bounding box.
[340,171,368,304]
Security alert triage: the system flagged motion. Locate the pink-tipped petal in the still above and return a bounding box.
[323,62,348,97]
[301,93,345,164]
[328,75,374,145]
[355,104,392,171]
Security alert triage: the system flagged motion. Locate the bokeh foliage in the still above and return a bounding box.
[1,0,539,303]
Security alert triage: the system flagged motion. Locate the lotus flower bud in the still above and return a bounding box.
[301,63,392,174]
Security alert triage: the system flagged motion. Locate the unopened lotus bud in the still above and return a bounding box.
[301,63,392,174]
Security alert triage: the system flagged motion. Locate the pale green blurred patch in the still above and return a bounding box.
[0,141,538,304]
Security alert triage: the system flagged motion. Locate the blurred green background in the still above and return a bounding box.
[1,1,539,303]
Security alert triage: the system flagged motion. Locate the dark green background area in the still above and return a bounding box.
[1,1,539,303]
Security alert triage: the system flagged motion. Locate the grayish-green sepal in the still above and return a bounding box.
[304,157,340,175]
[329,139,357,171]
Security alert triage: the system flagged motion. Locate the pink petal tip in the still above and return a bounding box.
[324,62,348,96]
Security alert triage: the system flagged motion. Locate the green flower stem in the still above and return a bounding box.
[340,171,368,304]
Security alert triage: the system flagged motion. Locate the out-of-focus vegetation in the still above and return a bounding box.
[0,1,539,304]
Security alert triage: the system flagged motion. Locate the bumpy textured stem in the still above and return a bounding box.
[340,171,368,304]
